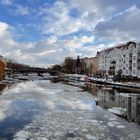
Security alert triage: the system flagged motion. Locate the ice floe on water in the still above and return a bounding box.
[14,111,108,140]
[0,80,139,139]
[13,110,140,140]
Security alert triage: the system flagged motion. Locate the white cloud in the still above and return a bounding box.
[95,5,140,43]
[0,22,18,47]
[78,44,106,57]
[10,5,30,16]
[0,22,9,36]
[0,21,109,67]
[0,0,140,67]
[39,0,139,37]
[0,100,12,121]
[40,1,83,35]
[75,36,95,44]
[0,22,75,67]
[0,0,13,5]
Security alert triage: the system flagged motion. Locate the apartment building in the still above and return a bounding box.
[98,41,140,78]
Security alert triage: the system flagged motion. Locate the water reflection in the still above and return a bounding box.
[0,83,7,94]
[0,80,96,139]
[0,99,44,140]
[86,83,140,123]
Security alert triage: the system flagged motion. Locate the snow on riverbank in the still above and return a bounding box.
[108,107,126,116]
[64,74,140,89]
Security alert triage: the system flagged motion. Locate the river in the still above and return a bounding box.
[0,80,139,140]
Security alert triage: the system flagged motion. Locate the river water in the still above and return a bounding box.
[0,80,139,140]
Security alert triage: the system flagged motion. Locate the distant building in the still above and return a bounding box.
[98,41,140,78]
[80,55,99,75]
[0,55,6,80]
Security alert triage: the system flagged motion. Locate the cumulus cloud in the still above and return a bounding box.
[0,21,36,64]
[68,0,139,31]
[0,22,18,47]
[38,0,140,43]
[0,20,100,67]
[39,1,83,36]
[38,0,104,35]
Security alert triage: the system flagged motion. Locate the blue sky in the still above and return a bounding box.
[0,0,140,67]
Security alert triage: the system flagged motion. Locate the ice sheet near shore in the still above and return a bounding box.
[0,80,139,140]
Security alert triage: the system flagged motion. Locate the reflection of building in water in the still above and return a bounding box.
[4,68,13,78]
[0,84,7,94]
[86,84,140,123]
[131,95,140,123]
[115,93,131,120]
[91,84,97,96]
[97,87,115,109]
[115,93,140,123]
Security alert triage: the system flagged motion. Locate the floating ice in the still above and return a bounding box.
[107,122,115,127]
[85,134,98,140]
[0,80,139,140]
[14,130,31,140]
[116,125,125,129]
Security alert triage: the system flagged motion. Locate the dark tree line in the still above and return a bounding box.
[49,56,86,74]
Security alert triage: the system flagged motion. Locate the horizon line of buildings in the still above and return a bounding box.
[81,41,140,78]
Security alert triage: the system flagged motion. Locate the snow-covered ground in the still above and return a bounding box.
[88,76,140,88]
[0,80,139,139]
[108,107,126,116]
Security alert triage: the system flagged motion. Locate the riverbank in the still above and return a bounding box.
[89,77,140,89]
[62,74,140,89]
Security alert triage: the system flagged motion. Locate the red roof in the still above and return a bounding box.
[99,41,136,54]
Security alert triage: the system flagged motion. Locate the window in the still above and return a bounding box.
[133,56,136,60]
[133,70,135,74]
[133,63,136,67]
